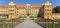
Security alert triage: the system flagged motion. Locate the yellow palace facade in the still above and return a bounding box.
[0,1,60,19]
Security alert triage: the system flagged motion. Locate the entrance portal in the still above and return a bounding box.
[27,13,29,16]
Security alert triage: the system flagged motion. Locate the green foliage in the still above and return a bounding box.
[30,16,37,18]
[0,18,7,22]
[18,16,26,18]
[53,6,60,13]
[30,16,34,18]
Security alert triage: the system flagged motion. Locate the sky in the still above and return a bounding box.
[0,0,60,8]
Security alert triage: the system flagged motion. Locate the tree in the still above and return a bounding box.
[53,6,60,13]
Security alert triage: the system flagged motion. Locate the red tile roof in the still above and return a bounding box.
[0,5,8,8]
[52,13,60,17]
[31,4,43,8]
[53,13,60,15]
[16,4,25,8]
[0,4,43,8]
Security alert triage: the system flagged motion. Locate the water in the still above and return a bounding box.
[14,16,43,28]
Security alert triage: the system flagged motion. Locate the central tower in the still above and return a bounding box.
[25,4,32,16]
[43,1,52,19]
[8,1,16,19]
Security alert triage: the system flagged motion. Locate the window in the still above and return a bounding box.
[11,16,12,18]
[50,13,51,15]
[9,6,15,8]
[55,17,57,19]
[17,11,18,13]
[9,13,14,15]
[9,10,14,11]
[48,13,49,15]
[17,9,18,10]
[45,5,51,8]
[45,13,47,15]
[17,14,19,15]
[50,9,51,11]
[9,6,14,8]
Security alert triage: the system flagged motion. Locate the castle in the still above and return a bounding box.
[0,1,60,20]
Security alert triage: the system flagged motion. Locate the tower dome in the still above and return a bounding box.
[26,4,31,6]
[8,1,15,5]
[44,1,52,5]
[10,1,14,3]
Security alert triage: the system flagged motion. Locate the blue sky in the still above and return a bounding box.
[0,0,60,8]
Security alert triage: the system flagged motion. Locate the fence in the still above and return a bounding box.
[0,18,60,28]
[0,22,59,28]
[38,22,59,28]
